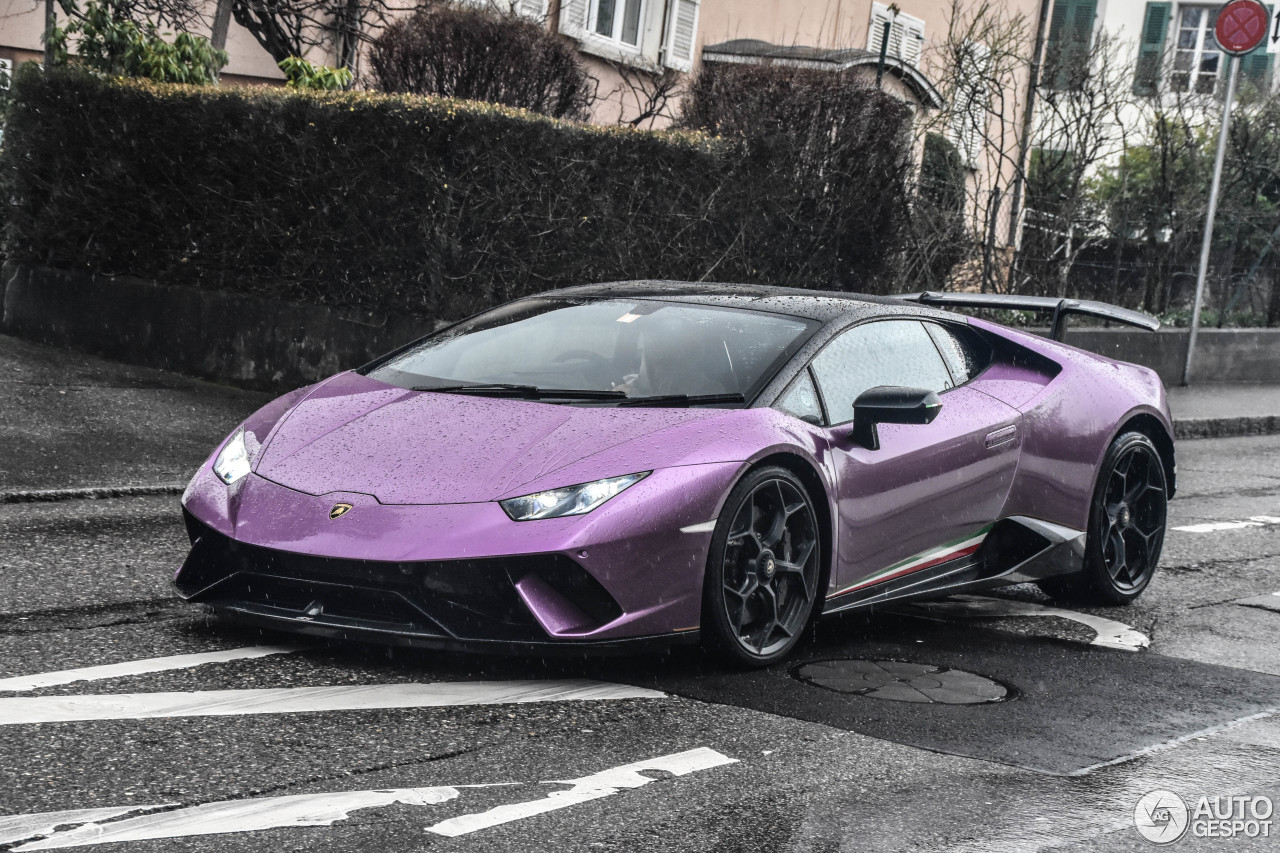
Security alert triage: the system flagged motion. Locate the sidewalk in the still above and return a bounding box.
[0,334,269,496]
[1167,383,1280,439]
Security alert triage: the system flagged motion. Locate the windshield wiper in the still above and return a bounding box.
[618,393,746,408]
[413,383,627,401]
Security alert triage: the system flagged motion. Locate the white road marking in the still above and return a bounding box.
[4,749,735,848]
[1173,520,1265,533]
[0,681,665,726]
[12,788,470,850]
[941,712,1280,852]
[915,595,1150,651]
[1173,515,1280,533]
[679,520,717,534]
[426,747,738,837]
[0,807,173,846]
[1066,707,1280,777]
[0,646,306,693]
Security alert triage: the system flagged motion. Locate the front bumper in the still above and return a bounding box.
[176,464,741,650]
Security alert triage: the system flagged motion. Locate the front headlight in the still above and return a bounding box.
[499,472,649,521]
[212,428,252,485]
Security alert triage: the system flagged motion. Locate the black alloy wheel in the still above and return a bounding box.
[1041,431,1168,605]
[703,466,822,666]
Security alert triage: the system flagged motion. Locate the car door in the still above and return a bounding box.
[797,319,1022,604]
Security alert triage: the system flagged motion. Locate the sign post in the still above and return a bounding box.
[1184,0,1270,385]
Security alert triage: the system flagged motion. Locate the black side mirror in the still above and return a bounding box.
[851,386,942,451]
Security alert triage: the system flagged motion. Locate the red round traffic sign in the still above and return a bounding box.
[1215,0,1269,54]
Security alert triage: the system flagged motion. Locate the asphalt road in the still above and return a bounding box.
[2,334,1279,852]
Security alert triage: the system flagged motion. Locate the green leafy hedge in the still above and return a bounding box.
[1,66,911,317]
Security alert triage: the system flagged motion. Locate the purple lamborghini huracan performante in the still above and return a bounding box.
[176,282,1175,665]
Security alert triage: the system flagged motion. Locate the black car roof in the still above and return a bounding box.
[542,280,952,325]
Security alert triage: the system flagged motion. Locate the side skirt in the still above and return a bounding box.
[821,516,1085,615]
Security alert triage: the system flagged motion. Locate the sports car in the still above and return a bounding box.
[176,281,1175,665]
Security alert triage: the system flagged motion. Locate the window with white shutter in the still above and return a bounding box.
[457,0,548,19]
[560,0,590,37]
[663,0,700,72]
[561,0,681,68]
[0,58,11,90]
[867,2,925,67]
[516,0,548,20]
[950,41,990,167]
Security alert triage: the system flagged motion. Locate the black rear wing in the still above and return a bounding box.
[896,292,1160,342]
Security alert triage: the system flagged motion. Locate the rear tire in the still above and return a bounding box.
[702,466,822,667]
[1039,431,1168,606]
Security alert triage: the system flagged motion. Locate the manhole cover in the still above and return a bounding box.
[792,659,1009,704]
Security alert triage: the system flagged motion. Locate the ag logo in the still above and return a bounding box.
[329,503,353,520]
[1135,789,1189,844]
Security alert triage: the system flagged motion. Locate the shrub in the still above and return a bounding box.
[369,2,592,121]
[279,56,353,91]
[1,66,914,318]
[678,63,913,288]
[901,133,972,291]
[49,0,227,84]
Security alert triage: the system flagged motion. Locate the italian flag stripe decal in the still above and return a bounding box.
[828,523,994,598]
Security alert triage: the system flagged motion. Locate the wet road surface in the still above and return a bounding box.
[2,335,1278,851]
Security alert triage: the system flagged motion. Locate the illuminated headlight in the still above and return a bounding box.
[499,473,649,521]
[212,428,252,485]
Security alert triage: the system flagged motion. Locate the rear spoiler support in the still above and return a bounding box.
[896,292,1161,342]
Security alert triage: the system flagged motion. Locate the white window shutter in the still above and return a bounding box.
[869,4,925,67]
[951,41,990,167]
[516,0,547,20]
[868,2,892,54]
[559,0,589,37]
[0,58,11,89]
[898,13,925,66]
[663,0,700,71]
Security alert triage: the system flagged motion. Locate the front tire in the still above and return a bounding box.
[702,466,822,667]
[1039,431,1168,605]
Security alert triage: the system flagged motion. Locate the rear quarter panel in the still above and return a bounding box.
[968,320,1172,532]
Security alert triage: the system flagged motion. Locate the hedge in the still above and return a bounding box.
[1,66,911,318]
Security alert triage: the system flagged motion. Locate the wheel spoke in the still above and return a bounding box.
[758,584,790,644]
[727,499,754,543]
[756,488,787,549]
[776,539,816,575]
[1105,525,1127,580]
[1123,460,1148,505]
[724,575,757,633]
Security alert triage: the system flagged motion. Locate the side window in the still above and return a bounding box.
[924,322,992,387]
[811,320,953,424]
[775,370,824,424]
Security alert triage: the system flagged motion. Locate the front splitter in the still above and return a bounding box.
[204,600,701,657]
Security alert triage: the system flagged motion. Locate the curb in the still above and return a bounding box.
[0,485,186,504]
[1174,416,1280,440]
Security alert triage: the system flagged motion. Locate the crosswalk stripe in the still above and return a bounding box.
[3,748,736,849]
[427,747,738,837]
[0,807,174,846]
[11,789,469,850]
[0,646,306,692]
[0,681,666,725]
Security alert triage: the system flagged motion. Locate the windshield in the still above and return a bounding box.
[365,298,817,403]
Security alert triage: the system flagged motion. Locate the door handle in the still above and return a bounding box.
[985,425,1017,449]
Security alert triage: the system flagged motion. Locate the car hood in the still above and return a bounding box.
[252,372,743,504]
